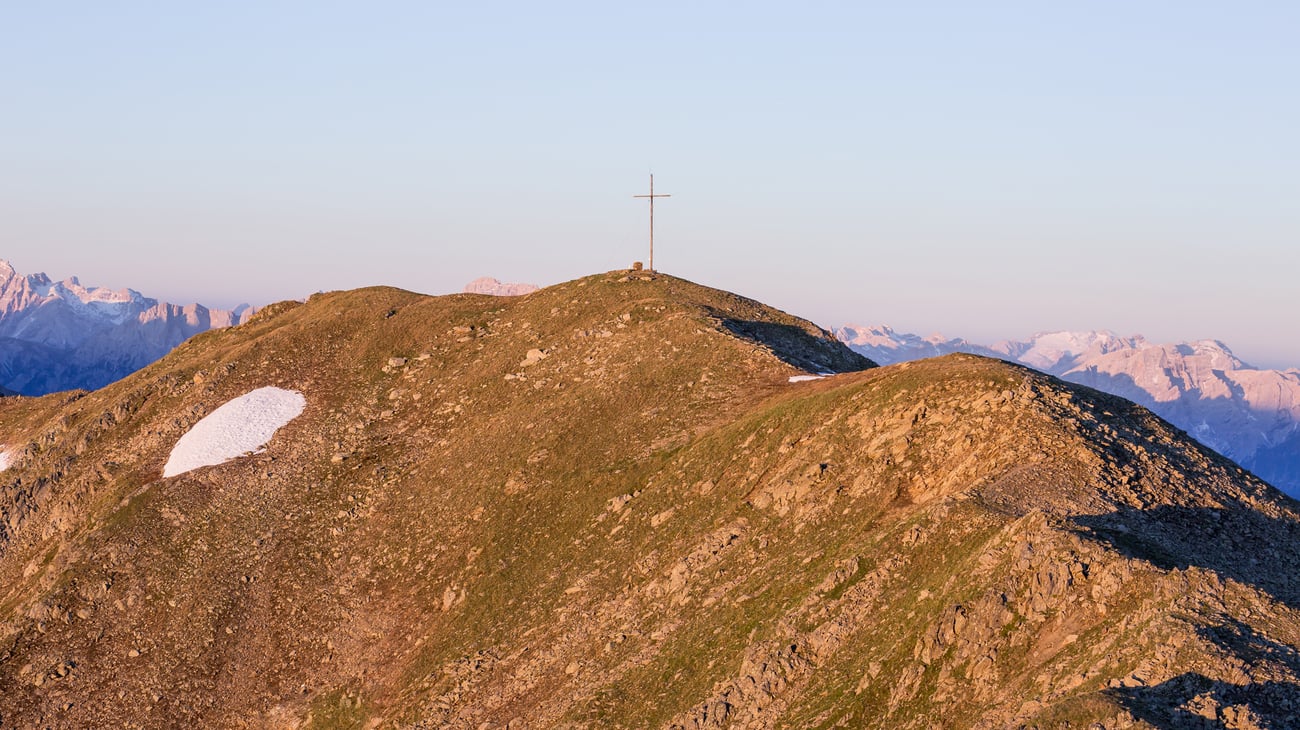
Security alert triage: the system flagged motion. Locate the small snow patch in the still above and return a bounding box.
[788,374,833,383]
[0,448,12,472]
[163,387,306,478]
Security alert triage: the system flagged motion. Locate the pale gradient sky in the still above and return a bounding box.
[3,2,1297,367]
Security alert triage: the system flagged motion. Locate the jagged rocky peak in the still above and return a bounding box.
[990,329,1139,370]
[0,272,1297,727]
[463,276,540,296]
[0,258,253,396]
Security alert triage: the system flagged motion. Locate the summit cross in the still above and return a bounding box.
[633,174,671,272]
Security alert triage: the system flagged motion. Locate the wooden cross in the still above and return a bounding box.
[633,174,670,272]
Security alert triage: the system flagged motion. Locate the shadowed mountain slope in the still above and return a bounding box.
[1,271,1297,729]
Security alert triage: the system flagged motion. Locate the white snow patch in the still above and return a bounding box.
[788,375,826,383]
[0,448,12,472]
[163,387,306,478]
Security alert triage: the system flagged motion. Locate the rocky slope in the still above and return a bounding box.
[0,259,251,396]
[838,325,1300,499]
[1,272,1297,728]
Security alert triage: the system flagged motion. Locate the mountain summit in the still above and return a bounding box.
[2,271,1298,728]
[0,259,252,395]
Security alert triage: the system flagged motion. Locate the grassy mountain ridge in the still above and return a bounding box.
[1,271,1297,728]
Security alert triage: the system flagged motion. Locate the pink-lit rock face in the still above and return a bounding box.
[462,277,539,297]
[0,259,252,395]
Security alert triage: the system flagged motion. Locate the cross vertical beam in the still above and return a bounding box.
[633,174,670,272]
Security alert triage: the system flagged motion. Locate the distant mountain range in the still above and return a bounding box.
[0,259,251,396]
[837,324,1300,498]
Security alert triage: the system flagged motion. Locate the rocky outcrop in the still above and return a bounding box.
[463,276,540,297]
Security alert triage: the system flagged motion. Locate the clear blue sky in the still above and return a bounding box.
[3,2,1297,366]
